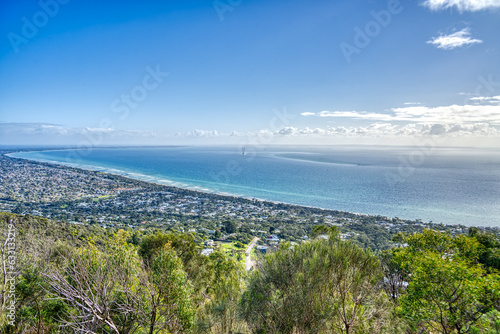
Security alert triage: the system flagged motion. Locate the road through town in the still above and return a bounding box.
[245,237,259,271]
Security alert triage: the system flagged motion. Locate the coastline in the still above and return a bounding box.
[5,147,499,228]
[5,148,405,222]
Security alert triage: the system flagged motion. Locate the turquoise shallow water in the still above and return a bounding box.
[10,146,500,227]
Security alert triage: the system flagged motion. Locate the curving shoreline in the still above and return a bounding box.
[5,149,407,223]
[7,149,370,213]
[5,146,500,227]
[5,150,340,210]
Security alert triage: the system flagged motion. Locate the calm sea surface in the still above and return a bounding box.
[10,146,500,227]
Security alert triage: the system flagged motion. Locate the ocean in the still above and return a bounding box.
[9,146,500,227]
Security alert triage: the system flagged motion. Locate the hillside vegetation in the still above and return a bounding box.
[1,212,500,333]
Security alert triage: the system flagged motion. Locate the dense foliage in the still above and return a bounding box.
[1,212,500,333]
[241,231,392,333]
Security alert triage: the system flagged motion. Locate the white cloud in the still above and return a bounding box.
[391,104,500,124]
[470,95,500,102]
[303,102,500,125]
[277,127,298,135]
[301,112,316,116]
[298,127,326,135]
[184,129,220,137]
[312,110,394,120]
[427,28,482,50]
[0,123,165,142]
[0,119,500,146]
[422,0,500,11]
[269,123,499,138]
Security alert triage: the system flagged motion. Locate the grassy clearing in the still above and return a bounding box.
[217,241,247,264]
[219,241,245,250]
[92,195,116,202]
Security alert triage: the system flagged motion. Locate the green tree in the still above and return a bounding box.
[138,232,210,303]
[393,229,500,333]
[139,232,198,266]
[469,227,500,271]
[45,231,195,333]
[240,236,390,333]
[4,266,68,333]
[147,243,195,333]
[195,251,246,333]
[324,241,390,334]
[223,221,237,234]
[310,224,339,239]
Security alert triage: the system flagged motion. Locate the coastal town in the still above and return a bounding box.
[1,149,498,260]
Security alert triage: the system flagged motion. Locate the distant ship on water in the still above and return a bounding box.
[242,147,246,156]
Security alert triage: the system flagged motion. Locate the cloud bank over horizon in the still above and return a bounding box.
[3,93,500,147]
[1,120,499,147]
[301,95,500,127]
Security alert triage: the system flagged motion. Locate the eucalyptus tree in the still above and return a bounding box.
[392,229,500,334]
[45,231,196,333]
[240,231,391,334]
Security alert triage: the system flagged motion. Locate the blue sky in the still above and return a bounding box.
[1,0,500,146]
